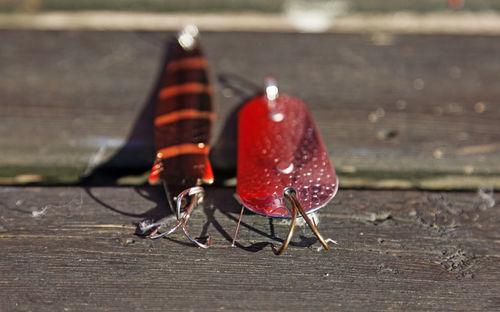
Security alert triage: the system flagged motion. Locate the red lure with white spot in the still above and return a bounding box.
[234,77,338,254]
[237,80,338,217]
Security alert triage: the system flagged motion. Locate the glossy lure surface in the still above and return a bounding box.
[148,25,214,248]
[234,77,338,254]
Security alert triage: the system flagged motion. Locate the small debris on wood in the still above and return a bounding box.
[31,206,48,217]
[30,193,83,218]
[138,219,160,233]
[119,238,135,246]
[376,129,398,140]
[440,249,475,274]
[368,108,385,123]
[364,212,392,225]
[474,101,486,113]
[476,188,495,211]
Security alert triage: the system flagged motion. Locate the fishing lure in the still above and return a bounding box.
[148,25,214,248]
[233,77,338,255]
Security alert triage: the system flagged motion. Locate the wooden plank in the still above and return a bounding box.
[0,187,498,310]
[1,0,499,13]
[0,30,500,189]
[4,12,500,35]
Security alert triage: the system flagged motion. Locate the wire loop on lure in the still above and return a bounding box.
[150,186,210,248]
[271,188,331,255]
[265,76,284,122]
[177,24,199,51]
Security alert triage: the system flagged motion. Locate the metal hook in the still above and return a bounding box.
[150,186,210,248]
[175,186,204,220]
[270,192,298,255]
[271,188,331,255]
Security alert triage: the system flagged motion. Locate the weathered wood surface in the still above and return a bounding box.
[0,187,498,311]
[0,30,499,188]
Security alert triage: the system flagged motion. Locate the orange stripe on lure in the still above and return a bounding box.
[154,109,215,126]
[148,143,210,184]
[158,82,214,100]
[166,57,208,73]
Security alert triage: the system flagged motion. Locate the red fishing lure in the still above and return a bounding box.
[234,77,338,254]
[147,25,214,248]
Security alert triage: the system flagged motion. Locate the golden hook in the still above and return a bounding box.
[271,188,331,255]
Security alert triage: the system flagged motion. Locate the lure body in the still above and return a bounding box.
[149,26,214,211]
[237,90,338,218]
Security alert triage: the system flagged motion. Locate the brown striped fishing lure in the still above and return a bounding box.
[147,25,214,248]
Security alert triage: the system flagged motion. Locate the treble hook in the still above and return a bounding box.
[150,186,211,248]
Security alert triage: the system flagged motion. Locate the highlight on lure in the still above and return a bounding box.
[233,76,338,255]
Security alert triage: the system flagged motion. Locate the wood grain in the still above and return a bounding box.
[0,30,500,189]
[0,187,498,311]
